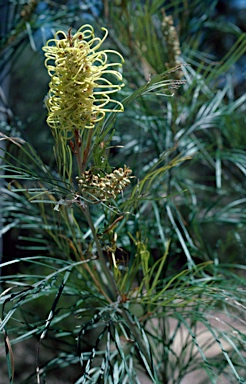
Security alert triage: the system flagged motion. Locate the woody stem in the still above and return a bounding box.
[74,129,83,175]
[82,128,93,173]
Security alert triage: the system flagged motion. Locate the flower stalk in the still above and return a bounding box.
[42,24,130,302]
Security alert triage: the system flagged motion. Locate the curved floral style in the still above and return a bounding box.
[43,24,124,133]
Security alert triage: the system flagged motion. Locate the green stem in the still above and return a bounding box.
[82,204,118,301]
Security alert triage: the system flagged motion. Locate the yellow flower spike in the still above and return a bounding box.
[42,25,124,133]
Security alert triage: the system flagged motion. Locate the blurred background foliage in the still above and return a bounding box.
[0,0,246,383]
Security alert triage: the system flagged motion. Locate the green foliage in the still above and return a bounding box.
[1,1,246,383]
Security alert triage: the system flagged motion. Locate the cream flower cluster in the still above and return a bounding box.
[76,166,133,201]
[162,15,183,79]
[43,25,124,133]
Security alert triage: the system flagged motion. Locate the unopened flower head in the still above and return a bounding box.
[76,166,133,201]
[43,25,124,133]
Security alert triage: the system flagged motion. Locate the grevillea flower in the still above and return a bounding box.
[42,25,124,133]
